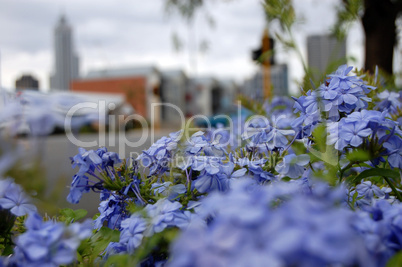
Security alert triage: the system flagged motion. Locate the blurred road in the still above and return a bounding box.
[21,129,175,215]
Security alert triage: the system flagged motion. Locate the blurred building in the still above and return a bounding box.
[50,14,79,91]
[71,64,236,125]
[242,64,289,99]
[160,70,187,125]
[307,34,346,79]
[70,66,161,124]
[217,79,238,111]
[187,77,230,117]
[15,74,39,90]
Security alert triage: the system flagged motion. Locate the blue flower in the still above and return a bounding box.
[94,195,131,230]
[186,131,209,155]
[104,242,127,256]
[71,147,102,176]
[242,116,271,143]
[345,110,396,137]
[329,119,372,150]
[144,199,188,236]
[376,90,402,113]
[275,154,310,179]
[353,200,402,265]
[317,83,338,100]
[356,181,385,199]
[340,121,372,147]
[193,172,223,193]
[248,159,275,183]
[186,130,228,157]
[266,115,294,150]
[0,177,14,198]
[151,182,186,200]
[384,136,402,169]
[216,161,247,191]
[242,116,294,151]
[191,156,222,175]
[119,215,147,253]
[67,175,91,204]
[265,96,295,118]
[0,181,36,216]
[137,130,182,176]
[291,94,320,138]
[11,213,91,266]
[101,151,122,168]
[191,156,248,193]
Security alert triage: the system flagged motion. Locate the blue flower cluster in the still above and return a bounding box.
[168,179,402,267]
[8,213,92,267]
[242,115,295,152]
[292,65,375,140]
[68,147,122,204]
[67,147,150,231]
[137,130,182,176]
[105,198,192,256]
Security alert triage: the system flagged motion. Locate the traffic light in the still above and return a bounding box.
[252,36,274,65]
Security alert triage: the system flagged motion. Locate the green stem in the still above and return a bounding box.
[309,162,316,173]
[187,179,192,197]
[339,161,354,183]
[383,176,402,202]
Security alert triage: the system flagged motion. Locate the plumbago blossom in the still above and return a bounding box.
[68,146,123,204]
[242,115,295,152]
[5,65,402,266]
[376,90,402,114]
[275,154,310,179]
[137,130,182,176]
[327,108,400,168]
[0,178,36,217]
[9,213,92,267]
[67,146,148,231]
[292,64,375,141]
[168,179,402,267]
[105,198,192,256]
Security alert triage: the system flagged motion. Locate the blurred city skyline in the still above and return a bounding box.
[0,0,377,94]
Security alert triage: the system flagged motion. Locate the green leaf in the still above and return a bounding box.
[351,168,400,184]
[59,208,88,223]
[104,254,135,266]
[72,209,88,221]
[2,243,14,256]
[77,226,120,265]
[131,228,179,264]
[91,227,120,256]
[60,208,75,218]
[351,191,359,207]
[309,124,338,169]
[346,149,371,162]
[387,251,402,267]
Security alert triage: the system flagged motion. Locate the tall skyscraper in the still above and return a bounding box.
[50,15,79,90]
[307,34,346,79]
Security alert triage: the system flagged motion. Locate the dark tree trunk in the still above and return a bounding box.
[361,0,398,74]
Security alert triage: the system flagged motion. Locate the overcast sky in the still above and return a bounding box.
[0,0,369,94]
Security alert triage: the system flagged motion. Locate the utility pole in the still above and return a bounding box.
[262,28,271,100]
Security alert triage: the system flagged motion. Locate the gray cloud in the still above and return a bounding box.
[0,0,367,92]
